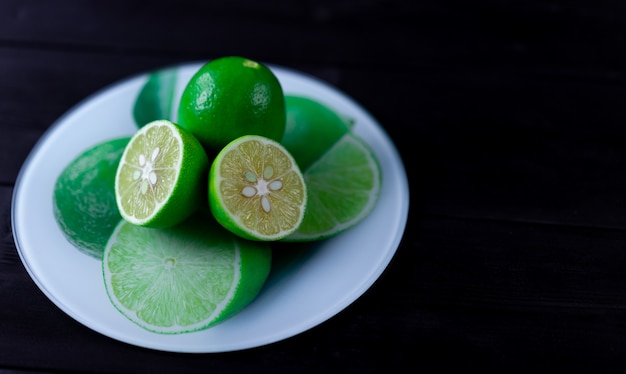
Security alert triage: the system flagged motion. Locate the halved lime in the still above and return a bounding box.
[209,135,307,241]
[115,120,209,228]
[53,137,129,259]
[103,214,272,334]
[284,133,382,242]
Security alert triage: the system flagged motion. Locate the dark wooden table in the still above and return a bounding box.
[3,0,626,372]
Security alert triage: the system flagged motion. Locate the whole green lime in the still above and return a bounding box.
[177,56,286,153]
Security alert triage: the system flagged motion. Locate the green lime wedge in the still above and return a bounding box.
[284,133,382,242]
[53,137,130,259]
[103,214,272,334]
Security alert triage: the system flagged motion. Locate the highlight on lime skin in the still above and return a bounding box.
[242,59,259,69]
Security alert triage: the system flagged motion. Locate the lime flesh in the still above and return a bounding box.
[53,137,129,258]
[103,214,272,334]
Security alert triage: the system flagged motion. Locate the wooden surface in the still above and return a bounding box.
[2,0,626,372]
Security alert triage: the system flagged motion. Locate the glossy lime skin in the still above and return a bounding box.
[280,95,351,171]
[177,56,286,153]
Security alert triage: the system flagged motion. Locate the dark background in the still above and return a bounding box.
[3,0,626,372]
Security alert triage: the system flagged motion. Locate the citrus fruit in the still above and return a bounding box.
[133,67,177,127]
[281,95,353,170]
[284,133,382,242]
[115,119,209,228]
[208,135,307,241]
[103,214,272,334]
[177,56,286,152]
[53,137,129,259]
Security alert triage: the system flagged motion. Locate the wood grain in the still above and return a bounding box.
[2,0,626,372]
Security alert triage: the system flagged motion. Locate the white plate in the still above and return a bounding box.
[12,62,409,353]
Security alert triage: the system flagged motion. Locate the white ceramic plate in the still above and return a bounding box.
[12,62,409,353]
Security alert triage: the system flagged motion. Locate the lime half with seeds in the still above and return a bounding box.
[115,119,209,228]
[209,135,307,241]
[103,214,272,334]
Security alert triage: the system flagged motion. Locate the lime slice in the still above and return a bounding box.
[115,120,209,227]
[103,214,272,334]
[208,135,307,241]
[284,134,382,242]
[53,137,129,259]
